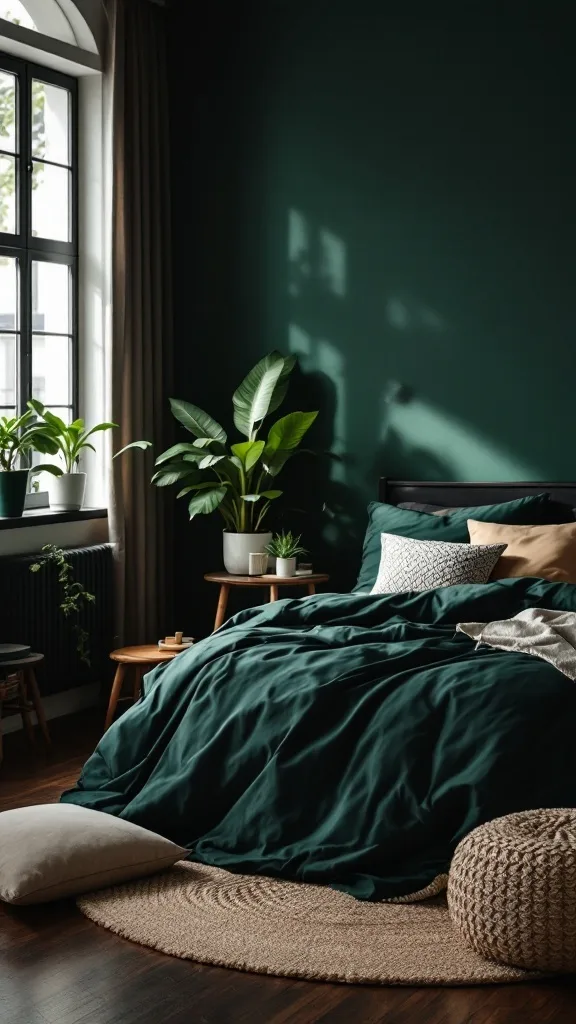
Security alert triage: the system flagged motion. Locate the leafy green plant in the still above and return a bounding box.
[27,400,151,474]
[30,545,96,665]
[265,530,308,559]
[0,409,62,474]
[152,352,318,533]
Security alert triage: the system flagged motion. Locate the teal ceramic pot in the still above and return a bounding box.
[0,469,29,517]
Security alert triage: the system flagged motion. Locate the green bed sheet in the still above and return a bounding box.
[61,577,576,900]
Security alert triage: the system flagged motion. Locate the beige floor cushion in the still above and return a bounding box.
[0,803,186,905]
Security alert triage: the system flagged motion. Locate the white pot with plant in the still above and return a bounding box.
[28,401,150,511]
[0,409,62,517]
[266,531,308,578]
[150,351,318,574]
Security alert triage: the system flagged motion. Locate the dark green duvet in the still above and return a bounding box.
[62,578,576,900]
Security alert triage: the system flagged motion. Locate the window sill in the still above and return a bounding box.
[0,508,109,556]
[0,507,107,530]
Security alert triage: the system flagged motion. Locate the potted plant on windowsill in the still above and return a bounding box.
[266,531,308,578]
[0,410,62,517]
[28,400,151,510]
[152,351,318,574]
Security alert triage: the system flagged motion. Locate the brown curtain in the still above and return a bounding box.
[107,0,174,644]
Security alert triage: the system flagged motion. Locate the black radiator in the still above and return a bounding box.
[1,544,115,696]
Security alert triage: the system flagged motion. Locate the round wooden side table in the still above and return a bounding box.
[104,645,177,732]
[204,572,330,632]
[0,653,51,765]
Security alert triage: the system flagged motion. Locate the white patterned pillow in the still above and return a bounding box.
[371,533,507,594]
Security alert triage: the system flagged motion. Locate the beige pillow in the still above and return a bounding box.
[467,519,576,582]
[0,804,186,905]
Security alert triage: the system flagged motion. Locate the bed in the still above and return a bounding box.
[61,481,576,901]
[379,478,576,508]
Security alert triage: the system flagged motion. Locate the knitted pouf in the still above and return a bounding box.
[448,809,576,973]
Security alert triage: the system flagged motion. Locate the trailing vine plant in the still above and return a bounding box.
[30,545,96,666]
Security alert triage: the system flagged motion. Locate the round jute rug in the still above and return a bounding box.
[76,862,543,986]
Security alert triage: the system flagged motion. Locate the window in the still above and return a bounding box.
[0,1,78,46]
[0,52,77,430]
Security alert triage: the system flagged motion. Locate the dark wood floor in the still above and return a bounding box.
[1,713,575,1024]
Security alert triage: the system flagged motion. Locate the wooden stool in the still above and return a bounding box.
[104,645,177,732]
[0,653,51,765]
[204,572,330,631]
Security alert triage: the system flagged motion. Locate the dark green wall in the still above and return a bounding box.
[169,4,575,620]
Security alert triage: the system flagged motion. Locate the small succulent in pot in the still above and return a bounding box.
[265,530,308,578]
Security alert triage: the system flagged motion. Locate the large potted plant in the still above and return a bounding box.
[28,401,150,510]
[0,410,62,517]
[152,352,318,574]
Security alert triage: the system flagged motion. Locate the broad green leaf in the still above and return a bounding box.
[114,440,152,458]
[191,437,227,452]
[232,352,286,439]
[199,454,227,470]
[267,353,297,418]
[216,456,242,491]
[29,464,63,476]
[189,480,230,490]
[266,411,318,452]
[27,433,60,456]
[188,486,227,519]
[70,419,84,431]
[239,489,280,505]
[43,410,67,433]
[82,422,119,442]
[155,442,204,465]
[151,461,198,486]
[182,452,209,463]
[152,471,188,487]
[178,482,226,499]
[261,448,293,477]
[169,398,227,442]
[230,440,265,471]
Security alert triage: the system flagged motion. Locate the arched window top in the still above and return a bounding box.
[0,1,82,48]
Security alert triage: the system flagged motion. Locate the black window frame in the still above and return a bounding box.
[0,51,78,424]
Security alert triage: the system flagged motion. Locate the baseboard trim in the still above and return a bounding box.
[1,682,101,735]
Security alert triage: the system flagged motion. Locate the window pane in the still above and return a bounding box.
[0,2,35,31]
[0,255,18,329]
[0,333,16,406]
[32,261,70,333]
[0,2,76,45]
[0,153,16,233]
[31,161,69,241]
[32,334,70,405]
[32,80,70,166]
[0,70,17,153]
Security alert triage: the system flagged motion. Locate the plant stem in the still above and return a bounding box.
[239,465,247,532]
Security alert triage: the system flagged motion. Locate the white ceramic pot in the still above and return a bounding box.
[223,531,272,575]
[48,472,87,511]
[276,556,296,578]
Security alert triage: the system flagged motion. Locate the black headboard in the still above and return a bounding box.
[379,479,576,509]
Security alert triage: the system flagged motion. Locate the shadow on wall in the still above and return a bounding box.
[284,205,546,492]
[244,10,573,494]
